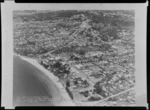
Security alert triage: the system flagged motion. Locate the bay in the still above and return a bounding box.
[13,56,63,106]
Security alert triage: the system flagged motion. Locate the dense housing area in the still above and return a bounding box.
[13,10,135,106]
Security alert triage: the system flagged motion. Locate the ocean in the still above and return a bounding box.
[13,56,63,106]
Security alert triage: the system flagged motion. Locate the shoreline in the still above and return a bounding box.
[13,54,137,106]
[14,54,76,106]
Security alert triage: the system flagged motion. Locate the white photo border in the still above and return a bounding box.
[1,1,148,108]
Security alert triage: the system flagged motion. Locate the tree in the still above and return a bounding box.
[52,61,62,68]
[79,90,89,97]
[74,80,78,85]
[76,49,86,56]
[51,61,71,78]
[66,81,70,87]
[100,34,109,42]
[88,96,100,101]
[93,81,107,97]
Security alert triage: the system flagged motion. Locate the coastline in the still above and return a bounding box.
[14,54,76,106]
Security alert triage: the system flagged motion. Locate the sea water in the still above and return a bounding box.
[13,56,63,106]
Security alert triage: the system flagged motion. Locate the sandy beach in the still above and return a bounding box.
[16,54,76,106]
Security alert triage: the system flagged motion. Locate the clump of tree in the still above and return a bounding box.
[88,96,101,101]
[100,34,109,42]
[73,77,89,88]
[65,86,73,99]
[50,61,70,78]
[99,43,111,52]
[79,90,89,97]
[40,61,49,69]
[51,45,77,55]
[57,23,72,29]
[75,49,86,56]
[93,81,107,98]
[70,54,80,61]
[107,97,117,101]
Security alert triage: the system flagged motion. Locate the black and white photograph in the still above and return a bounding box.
[1,2,148,108]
